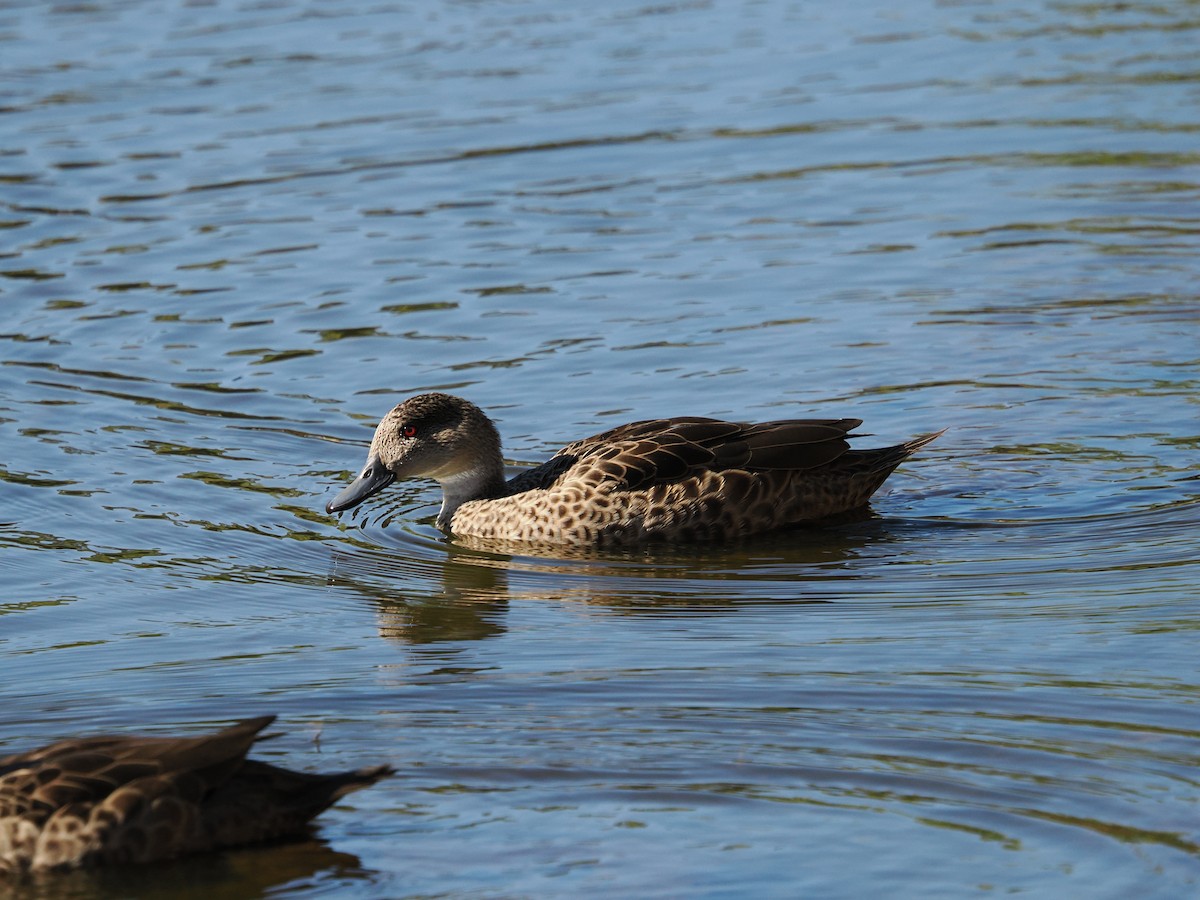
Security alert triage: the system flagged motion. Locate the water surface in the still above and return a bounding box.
[2,0,1198,896]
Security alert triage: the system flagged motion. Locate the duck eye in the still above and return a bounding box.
[402,424,417,438]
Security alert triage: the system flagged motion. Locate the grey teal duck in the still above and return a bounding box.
[0,716,391,875]
[326,392,942,546]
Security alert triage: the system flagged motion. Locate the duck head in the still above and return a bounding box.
[326,393,505,524]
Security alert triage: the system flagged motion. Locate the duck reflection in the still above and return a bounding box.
[326,504,942,649]
[327,537,510,645]
[27,841,371,900]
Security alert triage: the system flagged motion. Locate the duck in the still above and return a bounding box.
[0,716,391,875]
[325,392,941,547]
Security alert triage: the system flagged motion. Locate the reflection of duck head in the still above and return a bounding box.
[327,539,510,646]
[326,392,941,547]
[374,588,509,646]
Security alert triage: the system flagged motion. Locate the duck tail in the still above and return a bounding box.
[900,428,946,456]
[203,760,395,849]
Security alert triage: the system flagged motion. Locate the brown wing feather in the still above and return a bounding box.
[590,435,719,491]
[557,416,739,455]
[0,718,275,828]
[724,419,863,470]
[520,415,866,492]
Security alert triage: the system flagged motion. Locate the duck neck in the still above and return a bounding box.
[435,463,508,530]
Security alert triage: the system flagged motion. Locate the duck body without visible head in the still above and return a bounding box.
[326,392,942,547]
[0,716,392,875]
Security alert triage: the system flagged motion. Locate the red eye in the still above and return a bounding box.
[402,424,417,438]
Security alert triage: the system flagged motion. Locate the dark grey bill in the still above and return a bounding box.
[326,456,395,514]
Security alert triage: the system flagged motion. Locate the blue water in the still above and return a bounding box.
[2,0,1199,896]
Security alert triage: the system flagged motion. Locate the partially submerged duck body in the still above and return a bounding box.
[0,716,391,875]
[326,392,941,547]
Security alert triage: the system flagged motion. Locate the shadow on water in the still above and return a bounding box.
[5,841,371,900]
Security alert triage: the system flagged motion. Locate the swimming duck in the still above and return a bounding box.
[0,716,391,875]
[326,392,941,546]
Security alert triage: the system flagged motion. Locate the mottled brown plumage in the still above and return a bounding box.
[0,716,392,875]
[326,393,942,546]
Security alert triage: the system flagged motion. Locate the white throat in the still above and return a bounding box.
[436,466,497,529]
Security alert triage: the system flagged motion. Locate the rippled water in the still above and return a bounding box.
[2,0,1199,896]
